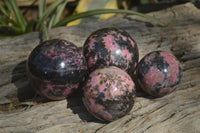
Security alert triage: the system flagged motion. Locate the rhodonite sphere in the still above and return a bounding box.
[83,27,139,75]
[26,39,87,100]
[82,66,136,121]
[136,51,182,97]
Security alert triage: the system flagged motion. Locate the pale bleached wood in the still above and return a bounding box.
[0,2,200,133]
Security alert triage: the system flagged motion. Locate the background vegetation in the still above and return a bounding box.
[0,0,199,38]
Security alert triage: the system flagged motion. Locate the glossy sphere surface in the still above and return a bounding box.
[83,27,139,75]
[136,51,182,97]
[82,66,136,121]
[26,39,87,100]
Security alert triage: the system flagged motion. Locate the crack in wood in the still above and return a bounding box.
[161,113,176,122]
[0,81,11,88]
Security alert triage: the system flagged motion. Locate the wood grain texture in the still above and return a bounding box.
[0,2,200,133]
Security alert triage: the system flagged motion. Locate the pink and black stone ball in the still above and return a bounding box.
[136,51,182,97]
[82,66,136,121]
[83,27,139,75]
[26,39,87,100]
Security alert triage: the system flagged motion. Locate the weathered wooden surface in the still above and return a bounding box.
[0,2,200,133]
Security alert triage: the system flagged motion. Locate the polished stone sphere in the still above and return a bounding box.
[136,51,182,97]
[26,39,87,100]
[82,66,136,121]
[83,27,139,75]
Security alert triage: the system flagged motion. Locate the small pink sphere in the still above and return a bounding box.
[136,51,182,97]
[82,66,136,121]
[83,27,139,75]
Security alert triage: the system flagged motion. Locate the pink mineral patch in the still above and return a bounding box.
[89,98,105,113]
[103,111,113,120]
[167,65,179,84]
[63,84,79,96]
[120,34,128,41]
[97,84,107,94]
[110,30,118,35]
[134,62,137,68]
[109,84,124,99]
[46,84,54,92]
[159,86,176,96]
[119,75,134,91]
[160,51,180,84]
[144,53,156,62]
[88,38,96,50]
[143,66,164,89]
[121,49,133,60]
[63,88,72,96]
[87,55,97,68]
[60,53,66,57]
[103,35,119,51]
[88,74,101,87]
[128,38,135,47]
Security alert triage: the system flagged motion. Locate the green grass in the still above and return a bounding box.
[0,0,167,39]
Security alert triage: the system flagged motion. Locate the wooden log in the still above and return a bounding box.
[0,2,200,133]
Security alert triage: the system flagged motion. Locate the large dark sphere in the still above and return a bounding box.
[26,39,87,100]
[83,27,139,75]
[136,51,182,97]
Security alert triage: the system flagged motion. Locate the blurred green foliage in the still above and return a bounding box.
[0,0,166,38]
